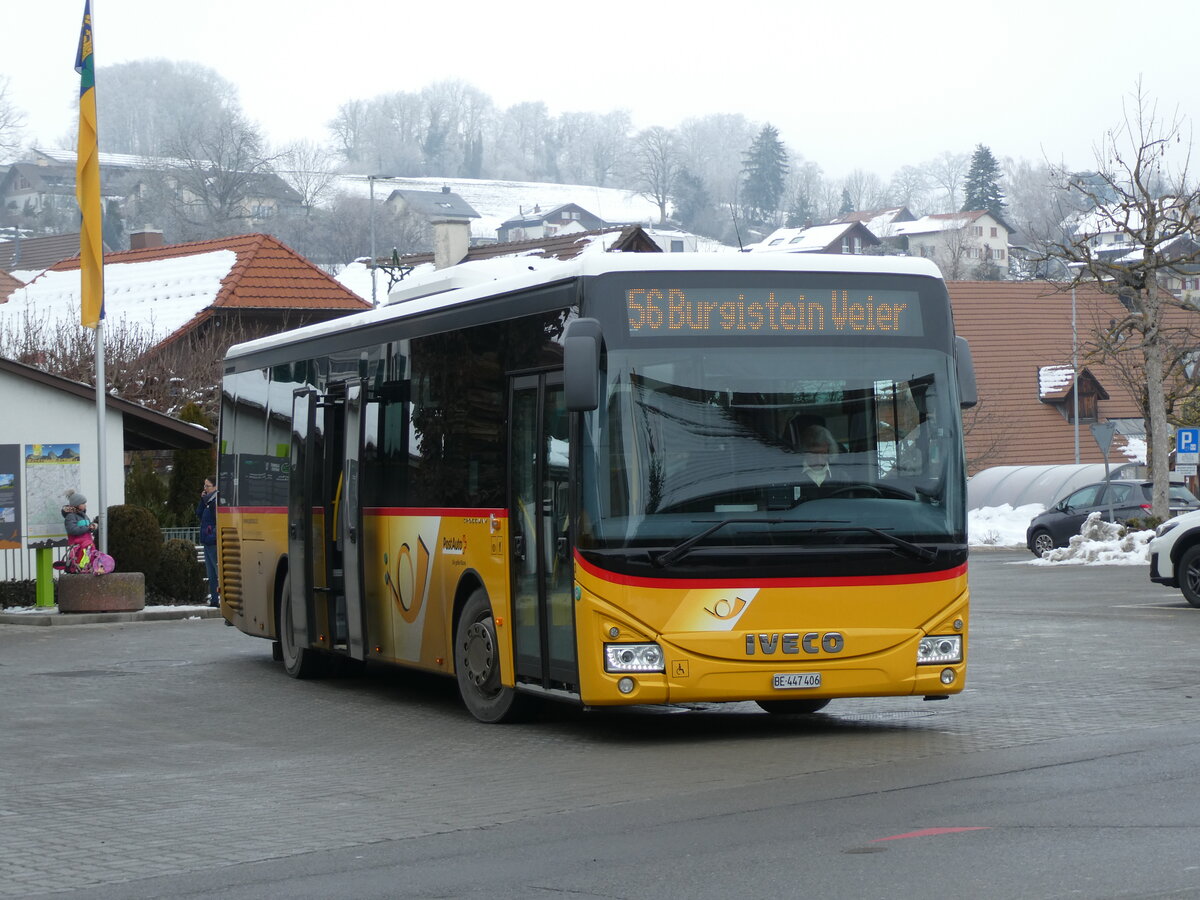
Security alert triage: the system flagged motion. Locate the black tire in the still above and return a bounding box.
[279,572,325,679]
[1030,529,1055,558]
[1178,545,1200,608]
[756,699,831,715]
[455,588,528,723]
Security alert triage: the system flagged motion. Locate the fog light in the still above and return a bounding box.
[940,668,956,685]
[618,676,636,694]
[604,642,664,673]
[917,634,962,665]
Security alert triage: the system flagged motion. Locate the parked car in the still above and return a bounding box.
[1149,508,1200,607]
[1026,479,1200,557]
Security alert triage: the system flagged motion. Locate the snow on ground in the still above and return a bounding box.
[969,503,1154,566]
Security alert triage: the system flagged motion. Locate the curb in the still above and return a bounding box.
[0,606,225,627]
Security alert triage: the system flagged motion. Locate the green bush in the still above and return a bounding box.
[106,504,163,582]
[0,580,35,609]
[1123,516,1163,532]
[152,538,206,605]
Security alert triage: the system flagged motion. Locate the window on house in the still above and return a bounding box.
[670,240,684,252]
[990,227,998,237]
[992,248,1005,260]
[841,237,850,253]
[971,226,983,236]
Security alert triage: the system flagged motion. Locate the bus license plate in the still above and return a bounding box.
[773,673,821,690]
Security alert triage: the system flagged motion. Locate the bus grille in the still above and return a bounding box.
[219,527,243,613]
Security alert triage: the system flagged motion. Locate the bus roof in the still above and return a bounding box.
[225,251,944,363]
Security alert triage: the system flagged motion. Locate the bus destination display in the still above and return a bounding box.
[626,288,923,338]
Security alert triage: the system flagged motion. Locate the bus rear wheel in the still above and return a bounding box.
[455,588,528,723]
[279,572,325,679]
[756,699,830,715]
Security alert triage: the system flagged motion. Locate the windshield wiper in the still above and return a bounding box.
[809,526,938,562]
[653,517,785,568]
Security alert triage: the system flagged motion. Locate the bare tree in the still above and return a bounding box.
[889,165,932,215]
[0,75,26,162]
[1045,82,1200,518]
[924,151,970,212]
[328,99,369,166]
[96,60,236,158]
[633,127,680,224]
[276,139,338,213]
[842,169,892,213]
[158,109,276,235]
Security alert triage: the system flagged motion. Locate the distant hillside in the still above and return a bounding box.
[333,174,662,241]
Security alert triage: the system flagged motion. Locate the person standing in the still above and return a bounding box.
[197,477,219,608]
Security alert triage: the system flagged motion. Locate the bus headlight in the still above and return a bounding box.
[604,643,665,673]
[917,635,962,665]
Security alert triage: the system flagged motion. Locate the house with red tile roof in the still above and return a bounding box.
[948,280,1195,474]
[0,230,370,351]
[0,270,23,301]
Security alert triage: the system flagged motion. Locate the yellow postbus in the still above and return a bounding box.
[217,252,976,722]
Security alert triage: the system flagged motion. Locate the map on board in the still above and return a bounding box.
[25,444,81,547]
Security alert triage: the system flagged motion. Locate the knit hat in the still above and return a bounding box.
[66,491,87,507]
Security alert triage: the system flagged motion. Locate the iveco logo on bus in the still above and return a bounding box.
[744,632,845,655]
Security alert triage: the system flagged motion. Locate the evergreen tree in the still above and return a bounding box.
[102,199,126,251]
[125,453,169,525]
[166,402,216,527]
[740,124,789,224]
[962,144,1006,217]
[839,189,854,216]
[671,168,712,231]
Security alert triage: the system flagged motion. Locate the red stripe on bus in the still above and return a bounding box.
[362,507,508,517]
[574,552,966,589]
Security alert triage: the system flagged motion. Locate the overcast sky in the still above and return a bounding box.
[6,0,1200,180]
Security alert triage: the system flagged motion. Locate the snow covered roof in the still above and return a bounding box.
[0,233,369,347]
[1038,364,1074,399]
[335,173,660,241]
[34,147,203,171]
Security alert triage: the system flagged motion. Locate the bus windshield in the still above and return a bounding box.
[577,344,966,565]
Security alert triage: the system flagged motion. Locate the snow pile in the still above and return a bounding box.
[968,503,1044,547]
[1029,511,1153,566]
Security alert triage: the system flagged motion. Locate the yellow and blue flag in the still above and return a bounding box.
[75,1,104,329]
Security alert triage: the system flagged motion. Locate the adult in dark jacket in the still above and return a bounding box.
[197,477,219,608]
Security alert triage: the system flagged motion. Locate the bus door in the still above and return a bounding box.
[287,381,368,661]
[287,387,318,652]
[509,372,578,690]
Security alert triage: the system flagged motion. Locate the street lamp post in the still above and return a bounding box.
[368,175,378,306]
[1073,285,1079,463]
[366,174,399,307]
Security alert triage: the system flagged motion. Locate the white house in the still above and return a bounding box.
[890,210,1013,279]
[0,357,212,578]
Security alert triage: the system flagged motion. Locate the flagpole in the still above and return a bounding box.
[95,320,107,553]
[76,0,107,551]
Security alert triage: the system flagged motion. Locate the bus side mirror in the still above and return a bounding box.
[955,336,977,409]
[564,318,604,411]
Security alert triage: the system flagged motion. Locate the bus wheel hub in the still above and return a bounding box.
[463,622,495,686]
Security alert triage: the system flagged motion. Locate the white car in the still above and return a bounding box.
[1148,508,1200,607]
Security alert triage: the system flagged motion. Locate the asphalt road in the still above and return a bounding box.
[3,549,1199,899]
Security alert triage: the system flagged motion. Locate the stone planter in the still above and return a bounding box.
[57,572,146,613]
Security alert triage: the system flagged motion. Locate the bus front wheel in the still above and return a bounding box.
[756,699,830,715]
[455,588,528,723]
[279,572,325,679]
